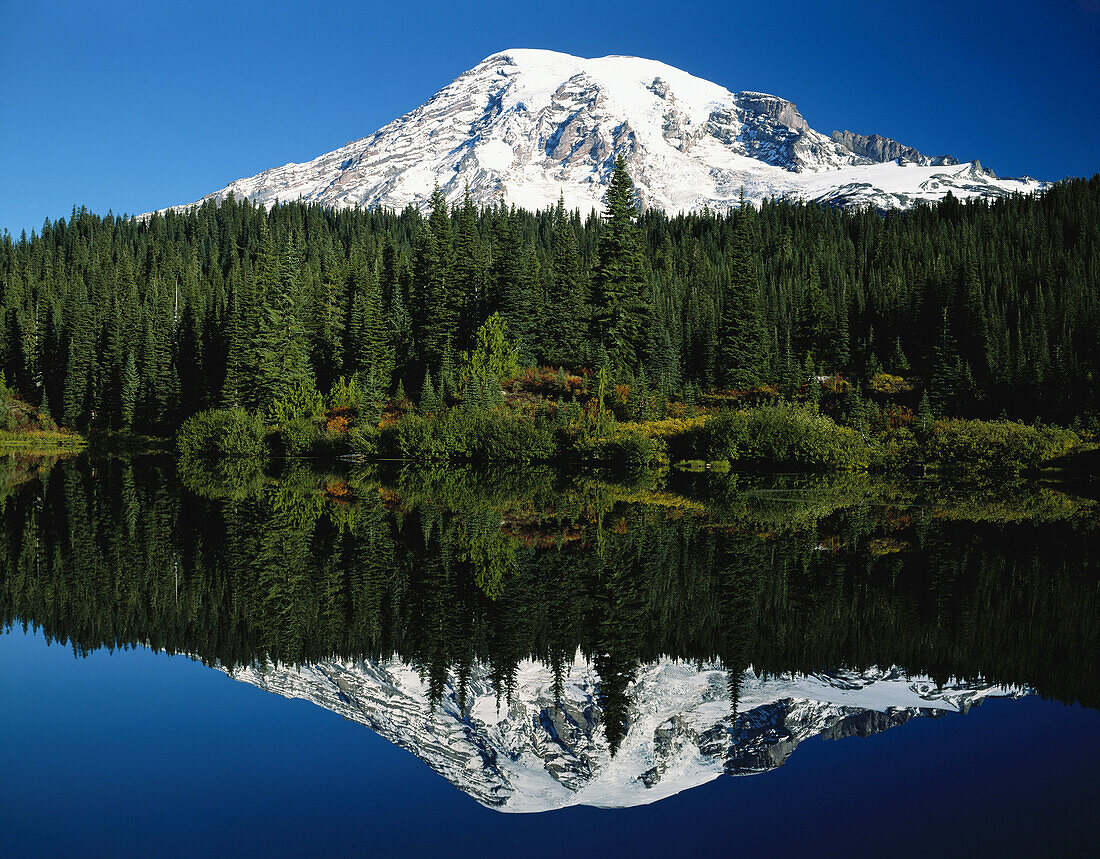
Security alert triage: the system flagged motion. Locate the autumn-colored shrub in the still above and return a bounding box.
[867,372,914,397]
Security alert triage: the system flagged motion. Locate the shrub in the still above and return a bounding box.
[265,381,324,456]
[347,425,380,457]
[378,408,557,463]
[474,411,557,462]
[270,417,320,457]
[177,408,267,459]
[594,430,659,475]
[871,427,921,470]
[667,403,868,469]
[927,419,1080,472]
[867,372,914,397]
[268,381,324,426]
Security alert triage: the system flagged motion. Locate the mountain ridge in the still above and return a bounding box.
[162,49,1046,216]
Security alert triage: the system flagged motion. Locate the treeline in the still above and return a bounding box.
[2,459,1097,750]
[1,165,1098,432]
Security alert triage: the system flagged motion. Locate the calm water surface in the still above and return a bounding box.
[1,456,1097,855]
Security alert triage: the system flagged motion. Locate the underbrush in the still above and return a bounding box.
[667,402,868,470]
[924,418,1081,473]
[177,408,268,460]
[174,394,1087,477]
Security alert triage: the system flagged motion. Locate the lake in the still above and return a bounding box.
[1,455,1098,855]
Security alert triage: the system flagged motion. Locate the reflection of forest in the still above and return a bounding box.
[2,456,1096,753]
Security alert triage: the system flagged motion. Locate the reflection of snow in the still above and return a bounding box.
[226,655,1023,813]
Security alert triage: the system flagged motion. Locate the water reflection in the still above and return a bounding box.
[1,456,1096,808]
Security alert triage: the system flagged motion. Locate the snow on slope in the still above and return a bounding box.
[225,654,1023,812]
[166,49,1046,216]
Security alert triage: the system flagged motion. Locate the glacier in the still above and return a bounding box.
[163,49,1047,216]
[225,654,1023,813]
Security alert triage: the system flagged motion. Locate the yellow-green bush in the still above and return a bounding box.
[927,419,1080,472]
[572,429,662,475]
[871,427,921,470]
[378,408,557,463]
[667,403,868,469]
[177,408,267,459]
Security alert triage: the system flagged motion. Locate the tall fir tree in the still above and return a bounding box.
[253,233,315,415]
[590,155,651,372]
[717,203,766,389]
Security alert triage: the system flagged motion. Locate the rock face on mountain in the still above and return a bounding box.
[831,129,959,167]
[166,49,1045,215]
[225,655,1022,812]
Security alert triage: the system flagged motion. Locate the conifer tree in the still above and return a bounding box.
[590,155,650,372]
[547,194,584,362]
[452,187,484,349]
[254,234,315,416]
[717,205,766,389]
[489,200,530,350]
[120,353,138,430]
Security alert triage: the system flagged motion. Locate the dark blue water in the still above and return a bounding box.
[3,626,1097,857]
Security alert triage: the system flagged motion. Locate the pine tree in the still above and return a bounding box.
[419,369,438,413]
[547,194,584,362]
[348,251,392,388]
[452,187,483,350]
[221,276,246,408]
[253,234,315,416]
[489,200,531,349]
[120,352,138,430]
[61,283,94,427]
[717,204,766,389]
[590,156,650,372]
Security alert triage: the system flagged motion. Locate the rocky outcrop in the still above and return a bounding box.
[831,129,959,166]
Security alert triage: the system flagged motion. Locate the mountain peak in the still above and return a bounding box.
[162,51,1046,216]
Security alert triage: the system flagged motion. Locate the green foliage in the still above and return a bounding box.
[252,232,315,415]
[176,407,268,459]
[590,155,651,372]
[926,418,1081,473]
[668,403,868,469]
[3,176,1099,436]
[268,380,324,426]
[120,353,139,430]
[576,429,660,476]
[458,313,521,392]
[379,407,557,463]
[328,375,362,411]
[347,424,381,456]
[870,427,921,470]
[718,203,766,388]
[266,381,324,456]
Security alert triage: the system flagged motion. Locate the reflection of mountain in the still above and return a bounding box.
[227,657,1020,812]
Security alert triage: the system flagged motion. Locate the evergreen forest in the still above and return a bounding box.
[2,164,1098,440]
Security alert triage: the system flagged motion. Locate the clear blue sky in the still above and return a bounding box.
[2,0,1098,236]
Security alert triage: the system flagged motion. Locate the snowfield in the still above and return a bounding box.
[162,49,1046,217]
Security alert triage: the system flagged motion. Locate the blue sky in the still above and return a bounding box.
[2,0,1098,235]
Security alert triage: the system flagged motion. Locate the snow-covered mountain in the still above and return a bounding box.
[225,655,1022,812]
[168,49,1046,215]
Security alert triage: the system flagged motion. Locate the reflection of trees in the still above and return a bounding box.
[1,458,1098,752]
